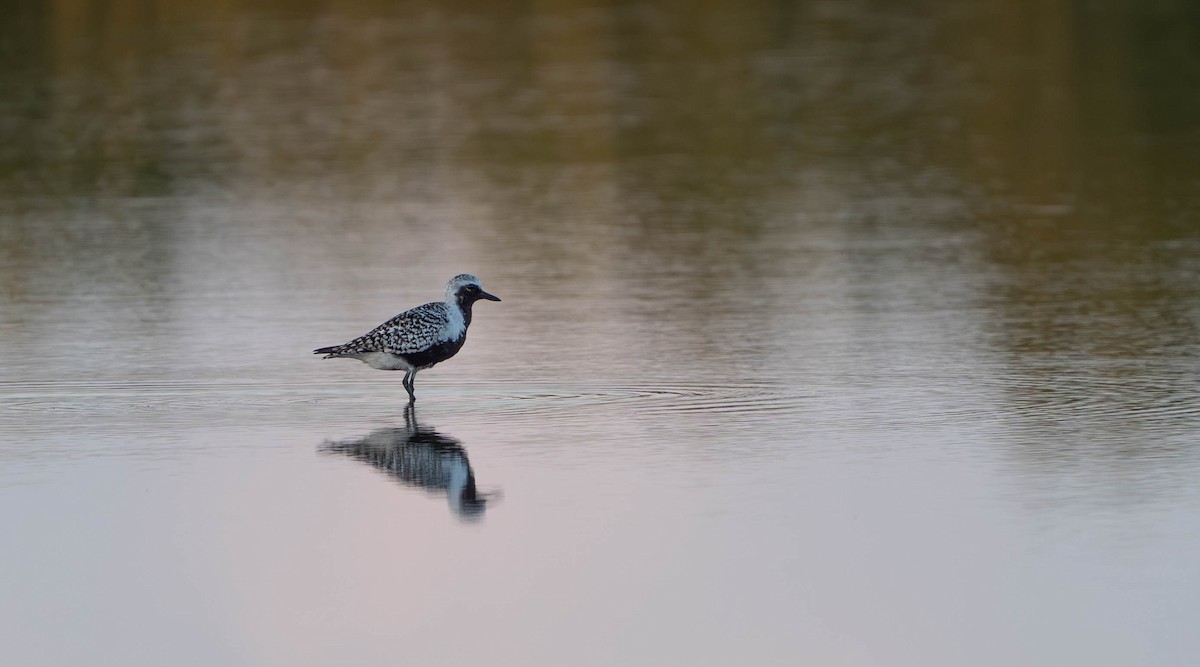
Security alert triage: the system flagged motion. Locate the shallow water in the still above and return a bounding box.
[3,1,1200,665]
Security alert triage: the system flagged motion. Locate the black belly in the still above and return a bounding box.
[401,335,467,370]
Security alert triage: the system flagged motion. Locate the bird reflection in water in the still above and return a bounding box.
[321,405,493,521]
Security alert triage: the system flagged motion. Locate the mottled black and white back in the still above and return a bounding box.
[314,274,500,402]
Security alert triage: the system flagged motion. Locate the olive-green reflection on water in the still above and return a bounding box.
[4,1,1197,199]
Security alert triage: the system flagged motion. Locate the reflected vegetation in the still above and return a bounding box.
[321,406,493,521]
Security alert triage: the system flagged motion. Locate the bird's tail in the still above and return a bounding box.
[314,345,342,357]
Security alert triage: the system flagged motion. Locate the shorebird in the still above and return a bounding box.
[314,274,500,402]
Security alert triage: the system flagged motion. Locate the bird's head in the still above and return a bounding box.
[446,274,501,305]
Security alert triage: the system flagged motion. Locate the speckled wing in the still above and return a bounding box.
[335,302,450,356]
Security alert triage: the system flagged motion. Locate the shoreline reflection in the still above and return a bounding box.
[321,405,493,521]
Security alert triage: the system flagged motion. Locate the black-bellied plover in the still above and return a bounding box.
[314,274,500,402]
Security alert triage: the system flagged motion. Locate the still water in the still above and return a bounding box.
[2,1,1200,665]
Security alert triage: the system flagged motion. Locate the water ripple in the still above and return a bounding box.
[3,373,1196,443]
[450,380,808,421]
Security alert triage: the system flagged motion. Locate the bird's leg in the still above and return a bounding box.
[402,370,416,403]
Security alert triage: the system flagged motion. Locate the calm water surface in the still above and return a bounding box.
[2,1,1200,665]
